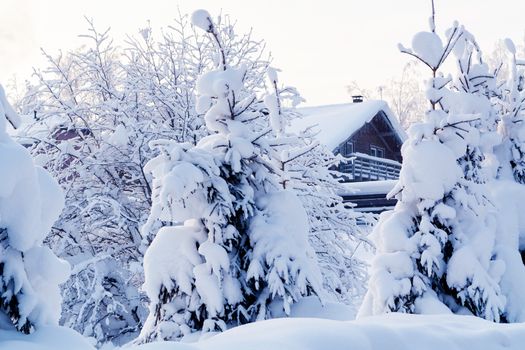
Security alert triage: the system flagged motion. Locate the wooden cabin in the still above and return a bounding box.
[295,100,406,181]
[294,100,407,212]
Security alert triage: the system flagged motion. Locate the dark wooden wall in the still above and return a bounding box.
[336,111,403,162]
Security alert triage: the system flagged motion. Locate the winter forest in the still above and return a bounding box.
[2,1,525,349]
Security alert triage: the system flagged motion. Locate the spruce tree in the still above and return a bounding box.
[359,5,505,321]
[138,10,322,342]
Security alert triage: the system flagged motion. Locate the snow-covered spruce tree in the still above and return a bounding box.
[358,9,505,321]
[138,10,323,342]
[15,15,271,345]
[264,68,371,303]
[496,39,525,183]
[489,40,525,324]
[0,84,68,333]
[449,29,501,183]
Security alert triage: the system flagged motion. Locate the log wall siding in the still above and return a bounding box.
[336,111,403,162]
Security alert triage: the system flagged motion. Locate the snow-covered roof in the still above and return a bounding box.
[338,179,398,196]
[10,114,67,145]
[291,100,407,150]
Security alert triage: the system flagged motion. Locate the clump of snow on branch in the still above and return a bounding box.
[191,10,213,33]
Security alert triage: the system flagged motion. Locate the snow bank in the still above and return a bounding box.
[127,313,525,350]
[3,308,525,350]
[3,301,525,350]
[0,326,94,350]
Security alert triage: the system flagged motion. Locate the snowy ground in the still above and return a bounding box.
[132,314,525,350]
[7,313,525,350]
[5,298,525,350]
[0,326,93,350]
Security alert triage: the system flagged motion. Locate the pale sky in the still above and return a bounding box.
[1,0,525,106]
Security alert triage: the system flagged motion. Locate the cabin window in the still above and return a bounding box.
[370,145,384,158]
[342,142,354,156]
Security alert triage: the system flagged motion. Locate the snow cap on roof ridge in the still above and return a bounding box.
[291,100,407,150]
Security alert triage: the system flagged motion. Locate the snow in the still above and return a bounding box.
[10,113,64,147]
[292,100,407,150]
[248,190,324,315]
[339,180,397,196]
[0,138,64,253]
[411,31,444,68]
[490,180,525,322]
[196,66,246,98]
[5,302,525,350]
[0,326,94,350]
[0,87,68,332]
[193,263,225,320]
[126,313,525,350]
[392,139,461,201]
[285,296,356,321]
[266,67,279,85]
[361,22,508,322]
[504,38,516,55]
[108,124,129,146]
[140,16,325,341]
[191,10,213,33]
[142,222,205,306]
[10,7,525,349]
[0,84,21,130]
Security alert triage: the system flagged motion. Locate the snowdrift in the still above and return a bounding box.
[128,314,525,350]
[2,292,525,350]
[0,326,93,350]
